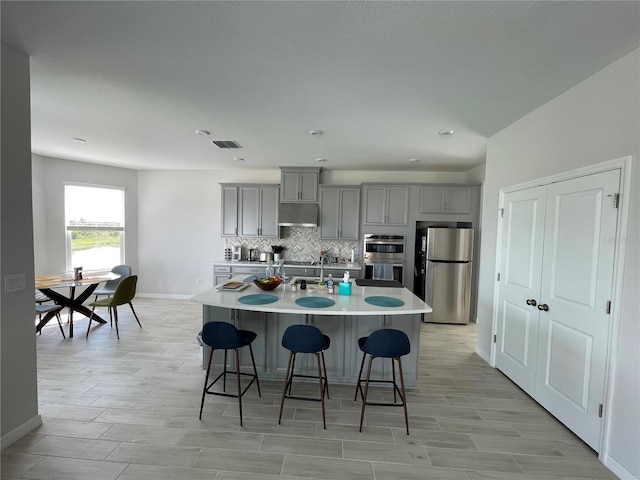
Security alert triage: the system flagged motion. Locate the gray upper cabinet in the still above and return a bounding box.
[419,186,471,214]
[239,185,279,238]
[221,184,279,238]
[221,185,239,237]
[319,186,361,240]
[280,167,320,202]
[362,185,409,226]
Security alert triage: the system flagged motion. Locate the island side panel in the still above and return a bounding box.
[202,305,421,387]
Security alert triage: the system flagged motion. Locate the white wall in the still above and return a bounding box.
[1,43,41,446]
[31,155,139,275]
[477,49,639,478]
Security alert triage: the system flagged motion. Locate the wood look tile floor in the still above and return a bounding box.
[2,298,618,480]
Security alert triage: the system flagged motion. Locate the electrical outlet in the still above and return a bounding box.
[195,278,201,285]
[4,273,26,294]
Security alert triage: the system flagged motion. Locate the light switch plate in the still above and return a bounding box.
[4,273,26,294]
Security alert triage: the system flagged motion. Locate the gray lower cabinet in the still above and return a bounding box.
[419,186,471,214]
[269,312,349,379]
[319,186,360,240]
[213,265,233,285]
[362,185,409,226]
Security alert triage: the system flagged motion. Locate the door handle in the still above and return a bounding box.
[526,299,537,307]
[537,303,549,312]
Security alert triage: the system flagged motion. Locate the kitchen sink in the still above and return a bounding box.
[292,278,324,285]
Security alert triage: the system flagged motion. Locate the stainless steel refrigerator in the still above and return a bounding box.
[420,227,474,324]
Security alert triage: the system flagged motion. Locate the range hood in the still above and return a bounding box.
[278,203,318,227]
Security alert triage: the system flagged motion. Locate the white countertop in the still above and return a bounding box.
[213,260,362,270]
[191,277,430,316]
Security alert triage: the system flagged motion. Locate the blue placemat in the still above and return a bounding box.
[364,296,405,308]
[238,294,279,305]
[295,297,336,309]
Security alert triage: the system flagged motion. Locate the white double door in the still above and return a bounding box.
[495,169,620,451]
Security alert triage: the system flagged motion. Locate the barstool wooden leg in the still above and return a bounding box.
[391,357,398,403]
[287,353,297,396]
[321,351,330,399]
[316,353,327,429]
[354,352,366,401]
[235,349,243,426]
[278,352,294,425]
[248,344,261,396]
[223,350,228,392]
[397,357,409,435]
[359,355,375,433]
[199,348,214,419]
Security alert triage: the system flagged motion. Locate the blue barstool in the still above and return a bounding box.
[199,321,261,426]
[278,324,331,429]
[354,328,411,435]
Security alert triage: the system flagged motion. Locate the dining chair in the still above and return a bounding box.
[35,303,66,338]
[86,275,141,339]
[93,264,132,301]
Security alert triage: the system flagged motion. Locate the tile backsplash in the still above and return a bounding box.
[225,227,360,263]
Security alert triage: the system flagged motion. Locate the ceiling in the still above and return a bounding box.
[2,1,638,172]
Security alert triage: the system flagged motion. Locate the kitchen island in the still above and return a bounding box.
[191,278,430,386]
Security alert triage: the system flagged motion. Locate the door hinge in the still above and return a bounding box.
[606,301,612,314]
[493,334,497,343]
[499,208,504,218]
[598,404,604,418]
[497,273,501,282]
[608,193,619,208]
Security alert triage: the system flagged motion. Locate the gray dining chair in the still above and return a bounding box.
[93,264,132,301]
[35,303,66,338]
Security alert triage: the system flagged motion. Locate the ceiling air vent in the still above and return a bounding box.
[212,140,242,149]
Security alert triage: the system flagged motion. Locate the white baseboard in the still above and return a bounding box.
[603,454,638,480]
[1,415,42,450]
[475,346,491,364]
[136,293,192,300]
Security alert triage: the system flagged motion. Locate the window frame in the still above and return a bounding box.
[64,182,126,272]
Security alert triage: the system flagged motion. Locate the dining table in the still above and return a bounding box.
[35,270,120,337]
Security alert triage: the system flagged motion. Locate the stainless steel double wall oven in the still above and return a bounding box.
[363,234,406,284]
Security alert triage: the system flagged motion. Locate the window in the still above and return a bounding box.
[65,184,125,271]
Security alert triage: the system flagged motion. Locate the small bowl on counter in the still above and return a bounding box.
[253,277,282,291]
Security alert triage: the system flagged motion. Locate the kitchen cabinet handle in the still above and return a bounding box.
[537,303,549,312]
[526,299,537,307]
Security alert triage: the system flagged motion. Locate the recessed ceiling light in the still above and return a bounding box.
[309,129,323,136]
[408,158,420,164]
[233,157,245,162]
[437,129,455,136]
[316,158,327,163]
[72,137,87,143]
[195,129,210,136]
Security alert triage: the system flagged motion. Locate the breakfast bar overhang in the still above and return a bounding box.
[191,279,431,387]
